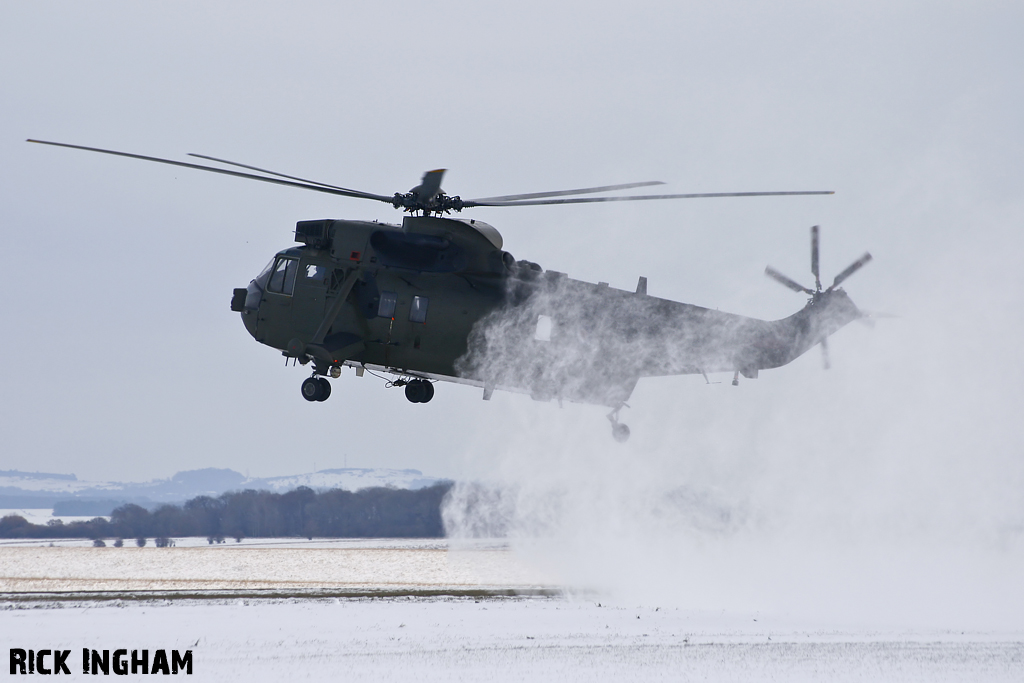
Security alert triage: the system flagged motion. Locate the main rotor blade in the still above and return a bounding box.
[27,139,395,204]
[765,266,814,294]
[188,153,371,196]
[470,181,665,203]
[465,190,834,207]
[811,225,821,291]
[831,252,873,288]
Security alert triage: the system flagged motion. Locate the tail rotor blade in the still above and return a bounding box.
[820,337,831,370]
[859,308,897,319]
[831,252,873,289]
[811,225,821,291]
[765,266,814,294]
[856,309,897,328]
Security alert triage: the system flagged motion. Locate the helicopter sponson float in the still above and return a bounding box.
[29,140,872,441]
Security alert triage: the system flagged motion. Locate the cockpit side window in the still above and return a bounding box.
[257,259,275,281]
[267,257,298,295]
[251,259,275,291]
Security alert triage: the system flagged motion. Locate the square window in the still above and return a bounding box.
[377,291,397,318]
[410,295,429,323]
[305,264,326,280]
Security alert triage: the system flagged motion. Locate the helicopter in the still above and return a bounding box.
[28,139,872,441]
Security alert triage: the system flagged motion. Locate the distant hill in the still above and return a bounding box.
[0,470,77,482]
[251,469,442,493]
[0,467,445,514]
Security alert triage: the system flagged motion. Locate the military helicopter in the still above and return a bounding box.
[29,140,871,441]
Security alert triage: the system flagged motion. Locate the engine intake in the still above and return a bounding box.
[294,219,333,249]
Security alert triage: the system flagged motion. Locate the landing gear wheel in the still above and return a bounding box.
[611,423,631,443]
[301,377,322,402]
[404,379,434,403]
[607,404,631,442]
[316,377,332,402]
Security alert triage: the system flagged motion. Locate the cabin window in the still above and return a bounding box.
[377,291,397,318]
[267,257,298,295]
[410,296,429,323]
[305,264,327,281]
[535,315,553,341]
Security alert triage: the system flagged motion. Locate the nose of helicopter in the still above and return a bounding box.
[241,304,258,338]
[231,282,261,339]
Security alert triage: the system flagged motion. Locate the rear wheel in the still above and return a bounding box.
[404,379,433,403]
[611,423,630,443]
[404,380,423,403]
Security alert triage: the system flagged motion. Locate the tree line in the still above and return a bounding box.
[0,483,452,541]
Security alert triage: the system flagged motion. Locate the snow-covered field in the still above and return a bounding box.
[2,596,1022,682]
[0,539,549,594]
[1,540,1022,680]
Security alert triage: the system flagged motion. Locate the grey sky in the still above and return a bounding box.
[0,0,1021,501]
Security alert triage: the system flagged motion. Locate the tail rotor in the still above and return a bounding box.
[764,225,872,368]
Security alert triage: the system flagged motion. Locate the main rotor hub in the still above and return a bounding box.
[391,191,465,216]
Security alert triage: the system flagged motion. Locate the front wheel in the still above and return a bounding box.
[301,377,322,402]
[316,378,332,402]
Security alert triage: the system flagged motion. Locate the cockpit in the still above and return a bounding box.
[248,249,305,298]
[235,248,307,339]
[265,256,298,295]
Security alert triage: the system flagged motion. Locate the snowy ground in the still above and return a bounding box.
[1,540,1021,681]
[2,596,1022,682]
[0,538,547,594]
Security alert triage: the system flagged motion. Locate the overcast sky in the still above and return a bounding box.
[1,1,1021,504]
